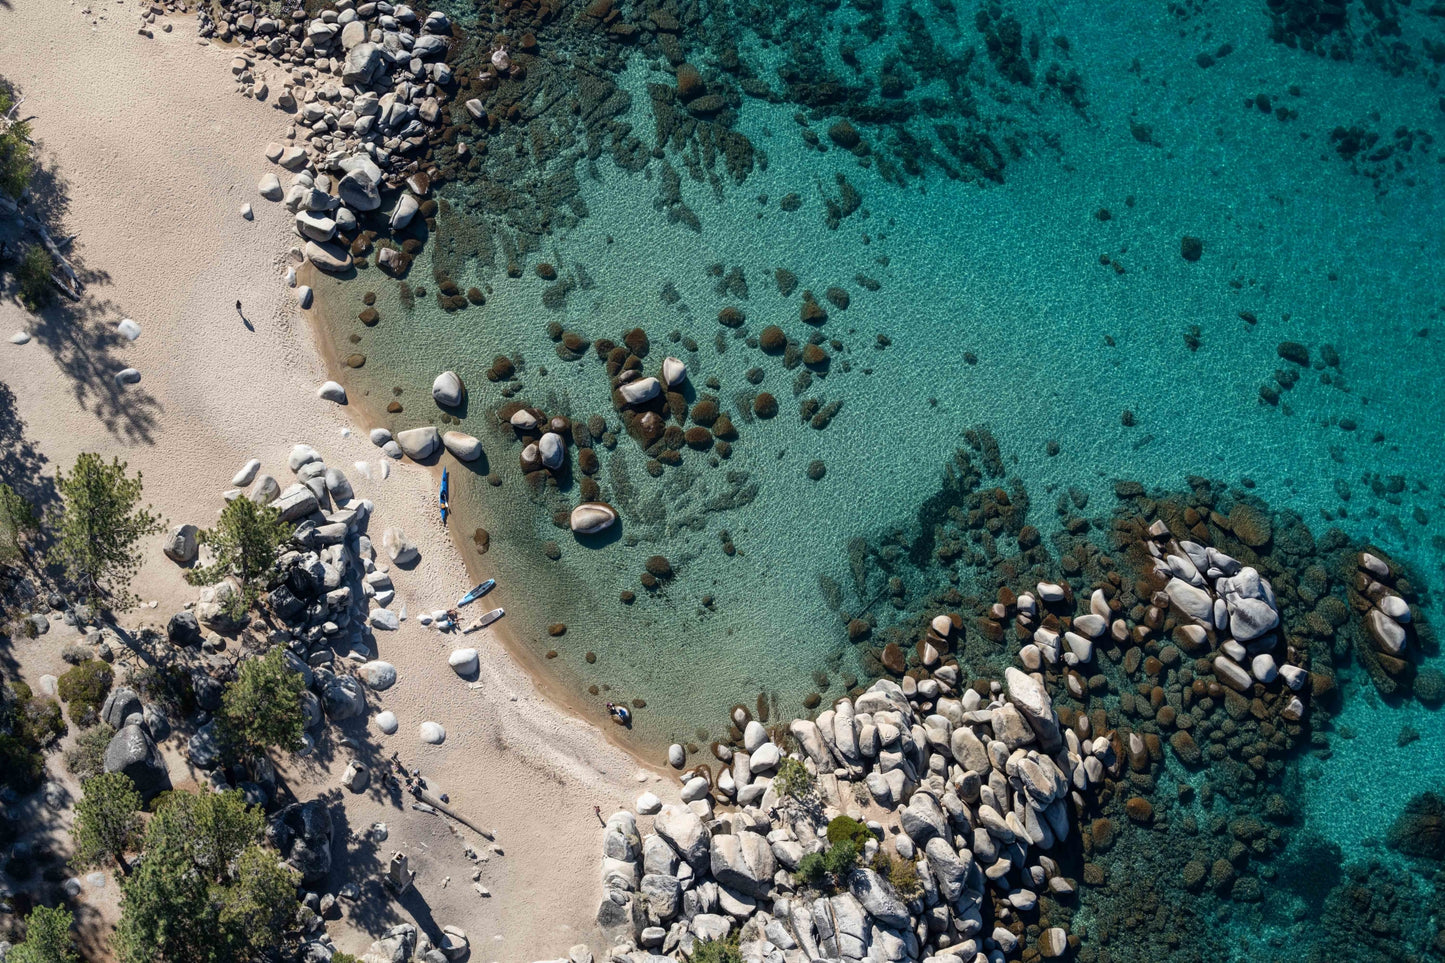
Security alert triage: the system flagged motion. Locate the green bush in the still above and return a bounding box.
[65,724,114,782]
[872,850,923,899]
[0,733,45,792]
[772,757,814,800]
[131,662,196,715]
[20,694,65,746]
[16,244,54,312]
[825,815,874,849]
[822,838,860,876]
[57,660,114,724]
[690,934,741,963]
[794,838,861,891]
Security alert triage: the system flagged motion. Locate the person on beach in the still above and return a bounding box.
[235,299,242,312]
[593,805,603,824]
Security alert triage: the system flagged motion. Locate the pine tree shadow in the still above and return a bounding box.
[0,379,55,517]
[1,93,155,445]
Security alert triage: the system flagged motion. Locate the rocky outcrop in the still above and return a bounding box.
[103,723,170,801]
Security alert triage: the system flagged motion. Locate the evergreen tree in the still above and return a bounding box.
[7,904,78,963]
[0,480,39,563]
[52,453,162,607]
[185,497,291,617]
[215,646,306,763]
[115,789,297,963]
[71,770,142,874]
[0,82,34,199]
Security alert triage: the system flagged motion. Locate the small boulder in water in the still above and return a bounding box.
[432,371,464,407]
[442,432,482,461]
[538,432,565,469]
[570,502,618,535]
[395,426,440,460]
[617,377,660,405]
[661,356,687,387]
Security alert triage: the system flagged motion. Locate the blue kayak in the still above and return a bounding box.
[458,579,496,607]
[439,467,450,524]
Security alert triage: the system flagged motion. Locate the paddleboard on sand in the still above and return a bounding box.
[458,579,496,607]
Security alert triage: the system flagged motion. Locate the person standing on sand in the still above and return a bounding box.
[235,299,242,312]
[594,805,603,824]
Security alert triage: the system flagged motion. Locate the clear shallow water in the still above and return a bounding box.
[316,0,1444,955]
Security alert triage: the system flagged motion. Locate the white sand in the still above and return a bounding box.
[0,3,658,957]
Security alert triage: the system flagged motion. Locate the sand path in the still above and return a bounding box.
[0,2,657,957]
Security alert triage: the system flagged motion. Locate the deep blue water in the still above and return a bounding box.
[311,1,1445,957]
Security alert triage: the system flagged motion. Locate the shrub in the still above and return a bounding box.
[690,934,741,963]
[0,733,45,792]
[20,695,66,746]
[131,662,196,716]
[822,838,860,878]
[57,660,113,724]
[772,757,814,801]
[16,244,54,312]
[1,680,64,792]
[825,815,874,850]
[795,838,862,891]
[872,850,923,899]
[65,724,113,782]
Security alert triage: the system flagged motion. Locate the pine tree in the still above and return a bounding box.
[0,480,39,563]
[52,453,162,607]
[185,497,291,617]
[215,646,306,763]
[115,789,297,963]
[7,904,79,963]
[71,770,142,875]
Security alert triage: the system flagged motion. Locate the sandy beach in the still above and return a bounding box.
[0,2,658,958]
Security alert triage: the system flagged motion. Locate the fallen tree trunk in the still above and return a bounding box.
[413,788,495,841]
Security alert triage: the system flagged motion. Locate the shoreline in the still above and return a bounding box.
[0,3,671,957]
[302,267,672,766]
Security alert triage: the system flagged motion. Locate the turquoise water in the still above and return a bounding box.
[318,0,1445,956]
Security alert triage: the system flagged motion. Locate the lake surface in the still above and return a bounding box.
[314,1,1445,957]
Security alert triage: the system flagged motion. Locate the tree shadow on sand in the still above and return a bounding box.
[2,93,159,445]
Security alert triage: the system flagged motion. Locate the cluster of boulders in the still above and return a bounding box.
[584,653,1089,963]
[202,0,460,278]
[296,921,471,963]
[1131,524,1307,721]
[1357,551,1414,658]
[97,685,172,801]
